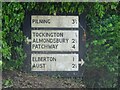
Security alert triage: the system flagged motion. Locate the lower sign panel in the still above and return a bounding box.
[31,54,79,71]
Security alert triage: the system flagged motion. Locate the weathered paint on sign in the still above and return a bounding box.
[31,30,79,51]
[31,54,79,71]
[31,16,79,28]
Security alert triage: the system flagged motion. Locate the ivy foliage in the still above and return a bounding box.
[85,2,120,88]
[2,2,26,69]
[2,2,120,88]
[85,15,120,88]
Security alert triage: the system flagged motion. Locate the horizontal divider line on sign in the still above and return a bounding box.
[31,28,79,30]
[31,51,79,54]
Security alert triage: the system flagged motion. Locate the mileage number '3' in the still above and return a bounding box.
[72,19,77,24]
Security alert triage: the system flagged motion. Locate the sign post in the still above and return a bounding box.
[23,15,85,77]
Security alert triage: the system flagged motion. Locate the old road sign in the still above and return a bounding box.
[23,14,86,77]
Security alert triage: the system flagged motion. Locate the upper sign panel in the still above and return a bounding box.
[31,16,79,28]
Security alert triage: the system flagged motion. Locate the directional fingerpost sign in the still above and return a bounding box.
[23,13,86,77]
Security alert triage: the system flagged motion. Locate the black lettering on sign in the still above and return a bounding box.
[72,39,76,43]
[72,64,77,68]
[32,32,63,37]
[72,45,75,49]
[32,56,56,62]
[32,63,46,68]
[32,19,50,24]
[32,38,69,43]
[72,19,77,24]
[75,33,77,37]
[73,57,74,61]
[32,44,58,49]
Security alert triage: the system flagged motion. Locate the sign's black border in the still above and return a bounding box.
[22,11,86,77]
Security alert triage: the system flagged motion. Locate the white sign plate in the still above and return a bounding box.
[31,16,79,28]
[31,30,79,51]
[31,54,79,71]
